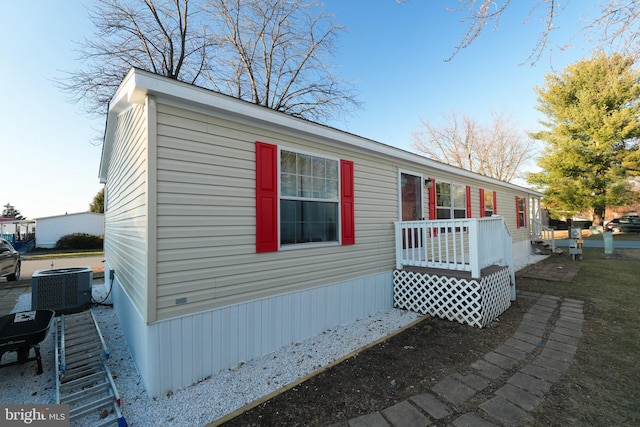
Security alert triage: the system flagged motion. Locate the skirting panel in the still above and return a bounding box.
[114,270,394,397]
[393,267,511,328]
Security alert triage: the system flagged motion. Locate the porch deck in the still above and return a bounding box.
[400,264,506,279]
[393,217,515,328]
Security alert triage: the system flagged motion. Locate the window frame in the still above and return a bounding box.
[435,181,468,220]
[516,196,527,228]
[481,189,495,217]
[278,147,342,250]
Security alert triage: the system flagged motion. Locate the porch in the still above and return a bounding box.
[0,219,36,253]
[393,217,514,328]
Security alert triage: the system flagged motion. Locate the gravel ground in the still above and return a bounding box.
[3,286,421,426]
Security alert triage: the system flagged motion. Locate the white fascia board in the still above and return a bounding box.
[100,68,543,198]
[34,211,103,221]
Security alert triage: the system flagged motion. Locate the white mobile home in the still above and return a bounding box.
[35,211,105,249]
[99,68,545,398]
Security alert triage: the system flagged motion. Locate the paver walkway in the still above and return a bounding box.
[328,292,584,427]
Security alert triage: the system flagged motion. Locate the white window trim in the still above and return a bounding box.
[436,180,467,219]
[278,146,342,250]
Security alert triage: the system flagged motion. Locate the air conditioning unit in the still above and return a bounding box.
[31,267,93,313]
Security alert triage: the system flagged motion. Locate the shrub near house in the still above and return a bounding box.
[55,233,104,250]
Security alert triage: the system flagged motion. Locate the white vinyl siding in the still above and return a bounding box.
[104,104,149,321]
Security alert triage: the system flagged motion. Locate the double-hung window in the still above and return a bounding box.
[516,196,527,228]
[280,150,339,245]
[436,182,467,219]
[480,189,496,217]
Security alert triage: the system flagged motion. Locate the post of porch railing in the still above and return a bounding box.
[468,219,481,279]
[394,222,402,270]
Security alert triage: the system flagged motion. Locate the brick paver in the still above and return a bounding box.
[479,396,533,426]
[495,383,542,411]
[452,413,499,427]
[483,351,519,369]
[382,401,428,426]
[452,373,490,391]
[348,412,389,427]
[470,358,505,379]
[410,393,451,419]
[432,376,476,405]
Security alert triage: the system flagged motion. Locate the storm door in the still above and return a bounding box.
[401,172,423,221]
[400,172,424,249]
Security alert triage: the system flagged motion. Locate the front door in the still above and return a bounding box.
[400,172,423,249]
[401,172,423,221]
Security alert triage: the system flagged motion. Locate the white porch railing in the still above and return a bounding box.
[531,219,556,253]
[394,216,514,284]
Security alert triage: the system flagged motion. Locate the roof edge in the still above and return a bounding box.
[99,68,543,197]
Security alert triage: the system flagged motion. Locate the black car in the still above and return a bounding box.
[605,216,640,233]
[0,238,21,281]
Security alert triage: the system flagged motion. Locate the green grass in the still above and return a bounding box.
[24,250,104,260]
[518,248,640,425]
[554,229,640,241]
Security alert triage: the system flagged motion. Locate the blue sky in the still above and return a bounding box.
[1,0,599,219]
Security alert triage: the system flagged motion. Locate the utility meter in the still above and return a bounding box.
[569,227,583,260]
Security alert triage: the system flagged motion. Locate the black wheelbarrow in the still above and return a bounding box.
[0,310,55,374]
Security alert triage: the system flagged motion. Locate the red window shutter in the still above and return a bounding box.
[466,185,472,218]
[516,196,521,228]
[523,197,527,226]
[493,192,498,215]
[340,160,355,245]
[479,189,485,218]
[428,178,436,220]
[255,141,278,252]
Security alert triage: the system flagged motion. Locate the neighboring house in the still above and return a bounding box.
[99,68,544,398]
[35,212,105,249]
[0,219,31,239]
[0,218,36,252]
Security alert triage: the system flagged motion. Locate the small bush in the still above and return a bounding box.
[55,233,104,250]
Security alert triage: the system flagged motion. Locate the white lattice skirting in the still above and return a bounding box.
[393,267,512,328]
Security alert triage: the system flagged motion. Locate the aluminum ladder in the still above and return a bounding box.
[55,310,127,427]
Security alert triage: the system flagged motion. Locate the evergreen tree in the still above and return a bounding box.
[90,188,105,213]
[528,52,640,224]
[1,203,25,220]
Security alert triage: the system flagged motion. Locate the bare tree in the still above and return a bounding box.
[58,0,359,124]
[58,0,214,117]
[205,0,360,123]
[444,0,565,65]
[397,1,640,65]
[412,111,535,182]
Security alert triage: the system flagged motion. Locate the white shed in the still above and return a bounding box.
[35,212,105,249]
